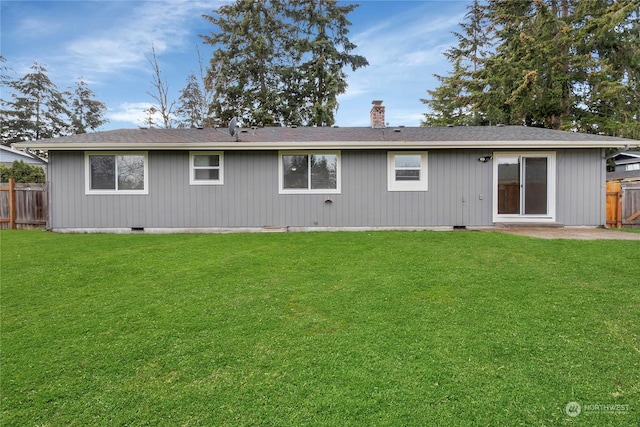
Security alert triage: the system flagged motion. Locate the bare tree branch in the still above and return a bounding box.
[146,44,175,128]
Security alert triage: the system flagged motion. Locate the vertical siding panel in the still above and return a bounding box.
[441,151,453,225]
[345,150,355,227]
[152,151,163,227]
[177,152,188,227]
[425,151,435,225]
[468,150,479,225]
[247,152,256,226]
[263,152,274,226]
[573,149,585,224]
[374,151,383,226]
[221,152,231,227]
[460,152,470,225]
[557,150,568,225]
[243,152,252,226]
[359,151,370,226]
[49,152,62,228]
[472,152,480,226]
[340,151,350,226]
[264,152,276,226]
[573,149,581,224]
[447,150,456,225]
[256,153,266,226]
[51,148,608,230]
[363,151,370,225]
[437,151,451,226]
[555,149,604,226]
[50,152,62,228]
[597,148,607,225]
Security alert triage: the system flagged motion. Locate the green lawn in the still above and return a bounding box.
[1,230,638,426]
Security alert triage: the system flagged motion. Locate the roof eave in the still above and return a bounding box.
[12,140,636,151]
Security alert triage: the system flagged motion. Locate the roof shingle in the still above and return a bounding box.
[12,125,638,150]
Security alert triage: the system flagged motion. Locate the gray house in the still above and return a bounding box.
[14,105,639,233]
[607,151,640,181]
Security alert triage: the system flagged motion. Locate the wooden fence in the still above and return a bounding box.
[0,179,48,229]
[606,181,640,229]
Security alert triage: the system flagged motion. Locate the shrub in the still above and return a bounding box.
[0,160,46,183]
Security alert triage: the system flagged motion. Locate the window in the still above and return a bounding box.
[387,151,428,191]
[279,151,340,194]
[627,163,640,171]
[85,152,148,194]
[190,151,223,185]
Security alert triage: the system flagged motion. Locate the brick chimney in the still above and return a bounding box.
[370,100,385,128]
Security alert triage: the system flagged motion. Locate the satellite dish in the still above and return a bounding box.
[228,117,238,136]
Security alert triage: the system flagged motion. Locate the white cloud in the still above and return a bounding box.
[16,18,64,38]
[400,43,452,68]
[108,102,157,127]
[59,1,226,77]
[335,3,467,127]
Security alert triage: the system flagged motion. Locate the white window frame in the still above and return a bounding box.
[85,151,148,195]
[387,151,428,191]
[278,151,341,194]
[492,151,556,223]
[189,151,224,185]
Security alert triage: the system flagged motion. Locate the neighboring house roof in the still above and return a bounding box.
[610,151,640,166]
[607,151,640,181]
[0,145,48,165]
[12,125,639,151]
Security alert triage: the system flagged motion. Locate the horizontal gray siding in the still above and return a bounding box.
[48,148,605,230]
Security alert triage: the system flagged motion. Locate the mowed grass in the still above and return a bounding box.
[1,230,638,426]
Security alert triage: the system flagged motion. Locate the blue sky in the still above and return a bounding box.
[1,0,471,130]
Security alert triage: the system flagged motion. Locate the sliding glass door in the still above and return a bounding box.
[494,152,556,222]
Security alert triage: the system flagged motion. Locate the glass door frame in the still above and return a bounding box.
[492,151,556,223]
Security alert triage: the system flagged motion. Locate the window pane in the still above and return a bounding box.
[497,157,520,214]
[395,155,421,168]
[524,157,547,215]
[195,169,219,180]
[283,155,309,189]
[311,154,337,189]
[117,155,145,190]
[90,155,115,190]
[396,170,420,181]
[194,155,219,167]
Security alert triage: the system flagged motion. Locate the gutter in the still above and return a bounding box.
[13,140,638,151]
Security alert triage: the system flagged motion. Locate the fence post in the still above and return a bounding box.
[617,189,623,228]
[9,178,16,229]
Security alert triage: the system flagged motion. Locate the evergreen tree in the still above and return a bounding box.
[421,0,492,126]
[202,0,289,127]
[286,0,368,127]
[176,74,206,128]
[480,0,572,128]
[423,0,640,138]
[0,55,11,87]
[1,62,71,144]
[571,0,640,138]
[70,79,108,134]
[0,56,15,144]
[201,0,367,127]
[176,48,216,128]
